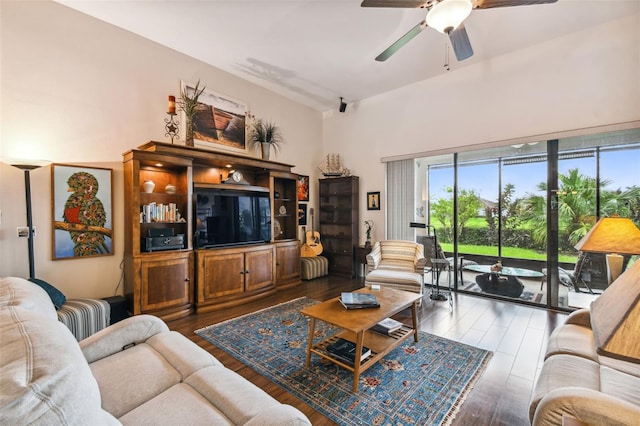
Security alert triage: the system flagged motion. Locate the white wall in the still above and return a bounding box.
[323,13,640,243]
[0,0,323,298]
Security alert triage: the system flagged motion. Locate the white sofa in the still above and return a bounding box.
[0,276,311,425]
[529,260,640,425]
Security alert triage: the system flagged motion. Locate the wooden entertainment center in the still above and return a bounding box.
[123,141,301,320]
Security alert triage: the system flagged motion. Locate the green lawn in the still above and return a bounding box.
[439,243,576,263]
[435,217,575,263]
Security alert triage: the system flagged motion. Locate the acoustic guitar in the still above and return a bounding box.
[300,226,316,258]
[305,208,323,255]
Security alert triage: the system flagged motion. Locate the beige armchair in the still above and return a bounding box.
[364,240,427,297]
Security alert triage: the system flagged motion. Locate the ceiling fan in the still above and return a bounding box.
[362,0,558,62]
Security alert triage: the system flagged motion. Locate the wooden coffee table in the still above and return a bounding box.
[300,287,420,392]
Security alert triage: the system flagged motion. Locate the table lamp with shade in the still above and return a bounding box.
[574,216,640,285]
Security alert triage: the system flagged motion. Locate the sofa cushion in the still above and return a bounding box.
[598,355,640,379]
[119,382,235,425]
[120,365,298,425]
[545,323,598,362]
[529,354,601,421]
[365,269,423,289]
[0,305,116,425]
[379,240,421,263]
[243,405,313,426]
[378,259,416,271]
[600,365,640,407]
[145,330,223,377]
[0,276,57,320]
[89,342,183,418]
[185,366,285,424]
[28,278,66,309]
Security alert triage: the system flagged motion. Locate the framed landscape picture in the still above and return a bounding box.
[297,174,309,201]
[51,164,113,259]
[181,81,248,154]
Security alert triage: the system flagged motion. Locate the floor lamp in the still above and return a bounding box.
[11,162,46,280]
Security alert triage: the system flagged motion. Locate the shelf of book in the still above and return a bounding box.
[310,326,414,371]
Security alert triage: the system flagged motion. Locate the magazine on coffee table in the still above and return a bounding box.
[339,292,380,309]
[326,338,371,365]
[371,317,403,335]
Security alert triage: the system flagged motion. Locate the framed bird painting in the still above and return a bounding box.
[51,164,114,260]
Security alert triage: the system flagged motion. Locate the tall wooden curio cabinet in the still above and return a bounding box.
[318,176,359,277]
[122,150,194,321]
[274,173,301,287]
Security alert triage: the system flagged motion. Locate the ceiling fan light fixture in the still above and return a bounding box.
[426,0,472,34]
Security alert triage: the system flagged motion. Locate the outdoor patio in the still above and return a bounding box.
[424,269,555,305]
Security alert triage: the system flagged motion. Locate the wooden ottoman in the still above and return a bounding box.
[301,256,329,280]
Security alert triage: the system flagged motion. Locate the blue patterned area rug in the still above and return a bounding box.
[196,297,492,425]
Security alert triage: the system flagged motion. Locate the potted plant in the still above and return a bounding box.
[178,80,206,147]
[248,119,284,160]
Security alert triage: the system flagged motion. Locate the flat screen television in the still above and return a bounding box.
[194,186,271,248]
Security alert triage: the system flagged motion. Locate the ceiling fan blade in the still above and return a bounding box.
[448,23,473,61]
[375,20,428,62]
[472,0,557,9]
[361,0,428,8]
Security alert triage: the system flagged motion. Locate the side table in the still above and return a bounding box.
[354,245,372,277]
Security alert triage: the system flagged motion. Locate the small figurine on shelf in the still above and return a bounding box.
[364,220,374,248]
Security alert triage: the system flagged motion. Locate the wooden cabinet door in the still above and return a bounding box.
[198,250,245,300]
[275,241,301,286]
[139,252,193,313]
[244,246,274,291]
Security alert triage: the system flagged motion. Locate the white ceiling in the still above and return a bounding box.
[56,0,640,112]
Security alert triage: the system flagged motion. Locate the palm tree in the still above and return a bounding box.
[522,169,640,251]
[601,186,640,223]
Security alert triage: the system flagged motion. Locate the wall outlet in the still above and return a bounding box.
[17,227,36,238]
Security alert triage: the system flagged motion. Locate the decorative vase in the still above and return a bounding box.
[185,118,195,147]
[261,142,271,160]
[142,180,155,193]
[165,184,176,194]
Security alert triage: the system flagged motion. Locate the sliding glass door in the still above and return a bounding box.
[413,128,640,309]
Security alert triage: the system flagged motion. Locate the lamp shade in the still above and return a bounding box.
[590,259,640,362]
[574,216,640,255]
[426,0,472,34]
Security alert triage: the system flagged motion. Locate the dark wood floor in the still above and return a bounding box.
[167,275,567,426]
